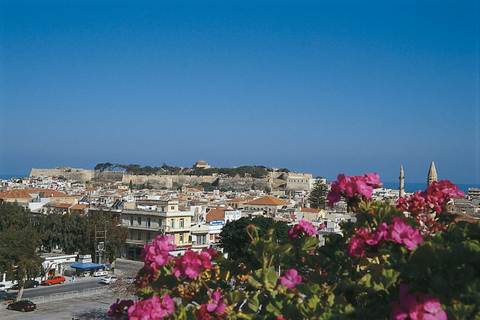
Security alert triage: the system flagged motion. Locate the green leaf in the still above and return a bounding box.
[242,292,260,315]
[266,268,278,290]
[300,236,320,252]
[224,291,247,305]
[249,270,263,289]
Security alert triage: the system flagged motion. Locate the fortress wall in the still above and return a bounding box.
[30,167,290,190]
[217,177,269,191]
[95,171,124,181]
[175,175,217,185]
[122,175,216,189]
[122,174,174,189]
[30,168,95,181]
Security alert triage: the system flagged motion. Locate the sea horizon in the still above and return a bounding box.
[381,182,480,194]
[1,173,479,194]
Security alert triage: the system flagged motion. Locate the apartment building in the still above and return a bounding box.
[121,199,192,260]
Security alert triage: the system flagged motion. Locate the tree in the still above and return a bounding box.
[219,216,289,262]
[83,210,128,263]
[308,178,329,209]
[0,203,43,301]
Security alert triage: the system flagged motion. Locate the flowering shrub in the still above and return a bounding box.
[110,174,480,320]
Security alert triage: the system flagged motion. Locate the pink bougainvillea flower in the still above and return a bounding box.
[202,246,219,259]
[390,285,446,320]
[206,291,226,314]
[355,179,373,199]
[345,235,366,258]
[346,219,422,258]
[327,173,383,207]
[365,222,388,246]
[173,249,215,279]
[173,250,204,278]
[142,235,176,273]
[387,217,423,251]
[196,304,212,320]
[108,299,134,320]
[397,180,464,216]
[363,173,382,188]
[198,247,218,269]
[420,295,447,320]
[128,294,175,320]
[287,220,319,240]
[280,268,302,288]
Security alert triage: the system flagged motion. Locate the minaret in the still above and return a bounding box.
[427,161,438,186]
[399,165,405,198]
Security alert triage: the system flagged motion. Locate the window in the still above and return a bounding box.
[137,217,142,226]
[130,231,133,240]
[137,232,142,240]
[171,219,175,228]
[146,233,151,242]
[179,233,184,243]
[147,218,151,228]
[171,206,175,210]
[130,216,134,226]
[180,218,184,228]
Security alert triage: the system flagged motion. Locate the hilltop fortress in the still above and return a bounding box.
[30,164,317,192]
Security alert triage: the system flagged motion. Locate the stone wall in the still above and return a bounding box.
[29,167,303,192]
[122,174,174,189]
[95,171,124,182]
[30,168,95,181]
[217,177,269,191]
[121,174,217,189]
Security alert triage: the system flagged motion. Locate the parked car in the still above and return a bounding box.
[11,280,40,290]
[6,300,37,312]
[93,270,108,277]
[42,276,66,286]
[0,283,11,292]
[100,275,117,284]
[124,276,135,284]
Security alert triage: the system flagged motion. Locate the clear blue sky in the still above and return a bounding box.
[1,0,479,184]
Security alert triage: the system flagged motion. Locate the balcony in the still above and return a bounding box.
[126,239,148,245]
[159,225,191,234]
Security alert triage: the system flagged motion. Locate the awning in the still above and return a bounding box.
[70,262,104,270]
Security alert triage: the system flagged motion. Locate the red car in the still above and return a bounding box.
[42,276,65,286]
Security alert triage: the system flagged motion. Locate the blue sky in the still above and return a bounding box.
[1,0,479,184]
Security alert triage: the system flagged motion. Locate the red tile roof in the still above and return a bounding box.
[0,189,33,199]
[70,204,87,210]
[244,195,290,206]
[0,188,71,199]
[206,209,225,222]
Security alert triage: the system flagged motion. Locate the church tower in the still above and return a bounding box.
[399,165,405,198]
[427,161,438,186]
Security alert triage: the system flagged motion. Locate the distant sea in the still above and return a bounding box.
[0,174,29,180]
[0,174,478,194]
[382,182,480,194]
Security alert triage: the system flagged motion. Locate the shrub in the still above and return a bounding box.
[110,174,478,320]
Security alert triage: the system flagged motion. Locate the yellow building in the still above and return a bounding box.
[121,199,192,260]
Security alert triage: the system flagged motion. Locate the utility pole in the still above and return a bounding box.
[94,222,107,265]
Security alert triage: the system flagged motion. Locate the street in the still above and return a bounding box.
[0,258,142,319]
